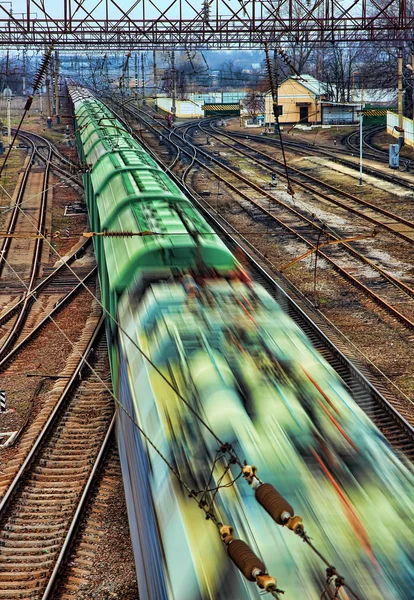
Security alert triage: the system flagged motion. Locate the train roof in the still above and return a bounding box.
[71,90,237,291]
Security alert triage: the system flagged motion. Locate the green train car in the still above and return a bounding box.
[74,88,236,373]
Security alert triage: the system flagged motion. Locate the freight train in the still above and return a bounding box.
[69,85,414,599]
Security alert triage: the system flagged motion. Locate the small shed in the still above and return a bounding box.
[321,102,358,125]
[156,97,203,118]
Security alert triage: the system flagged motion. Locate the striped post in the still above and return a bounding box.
[0,390,6,412]
[65,227,70,238]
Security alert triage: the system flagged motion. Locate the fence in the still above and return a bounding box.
[387,111,414,146]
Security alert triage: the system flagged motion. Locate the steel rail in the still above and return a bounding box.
[0,315,105,518]
[201,122,414,241]
[0,128,88,360]
[116,104,414,461]
[0,137,36,277]
[0,318,114,600]
[196,122,414,299]
[14,128,79,170]
[215,125,414,191]
[16,129,83,186]
[41,415,116,600]
[125,106,414,331]
[0,139,52,360]
[345,126,389,159]
[0,266,97,371]
[0,238,91,330]
[191,124,414,323]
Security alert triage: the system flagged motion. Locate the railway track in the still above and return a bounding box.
[344,125,389,161]
[49,443,124,599]
[0,317,114,599]
[115,101,414,464]
[0,137,42,280]
[127,107,414,332]
[0,136,52,358]
[15,130,82,188]
[206,122,414,191]
[0,265,97,371]
[0,239,91,323]
[0,129,87,362]
[199,121,414,242]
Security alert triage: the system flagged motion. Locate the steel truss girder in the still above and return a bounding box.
[0,0,412,48]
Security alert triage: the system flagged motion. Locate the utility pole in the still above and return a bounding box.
[22,49,26,95]
[5,49,9,89]
[361,76,364,109]
[126,51,130,95]
[45,61,52,127]
[171,50,176,117]
[359,104,363,185]
[55,50,60,124]
[135,53,139,99]
[141,53,145,101]
[360,74,364,185]
[398,47,404,146]
[153,50,157,87]
[119,52,131,101]
[412,49,414,121]
[104,55,109,88]
[351,71,357,102]
[265,42,294,195]
[6,95,11,147]
[272,48,279,134]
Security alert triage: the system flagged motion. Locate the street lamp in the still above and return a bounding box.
[358,104,363,186]
[351,70,364,185]
[405,62,414,121]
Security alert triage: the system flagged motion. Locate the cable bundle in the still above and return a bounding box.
[23,46,54,112]
[32,46,54,95]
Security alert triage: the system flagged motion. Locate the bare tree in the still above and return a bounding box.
[323,46,361,102]
[219,60,245,88]
[244,90,265,122]
[160,51,209,98]
[269,1,320,78]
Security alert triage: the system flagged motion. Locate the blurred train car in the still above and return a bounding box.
[70,85,414,599]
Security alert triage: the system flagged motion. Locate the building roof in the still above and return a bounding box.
[284,75,328,96]
[264,74,328,98]
[321,101,359,107]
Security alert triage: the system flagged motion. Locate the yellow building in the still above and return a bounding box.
[265,75,327,125]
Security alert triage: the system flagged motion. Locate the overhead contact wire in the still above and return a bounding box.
[264,42,294,197]
[2,90,371,597]
[2,196,235,456]
[0,46,54,180]
[1,254,227,529]
[112,96,414,408]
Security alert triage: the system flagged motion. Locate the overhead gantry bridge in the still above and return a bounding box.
[0,0,413,49]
